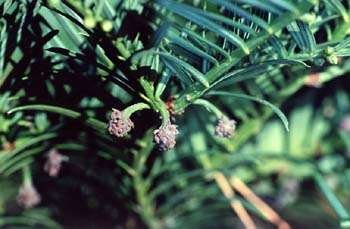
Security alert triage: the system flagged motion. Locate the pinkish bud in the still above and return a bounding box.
[305,73,322,88]
[16,184,41,209]
[107,109,134,137]
[44,149,69,177]
[153,123,179,151]
[340,115,350,132]
[215,116,236,138]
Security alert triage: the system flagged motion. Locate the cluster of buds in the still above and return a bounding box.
[44,149,69,177]
[215,116,236,138]
[108,100,236,151]
[107,105,180,151]
[107,108,134,137]
[153,122,179,151]
[16,184,41,209]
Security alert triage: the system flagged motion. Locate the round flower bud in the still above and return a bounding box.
[44,149,69,177]
[325,46,334,55]
[16,184,41,209]
[327,55,338,65]
[107,109,134,137]
[153,123,179,151]
[300,13,316,24]
[215,116,236,138]
[101,20,113,32]
[84,16,96,29]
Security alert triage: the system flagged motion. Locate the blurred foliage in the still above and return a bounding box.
[1,0,350,228]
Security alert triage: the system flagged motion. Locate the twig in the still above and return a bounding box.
[230,176,290,229]
[214,172,257,229]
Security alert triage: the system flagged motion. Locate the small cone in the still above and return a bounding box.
[153,123,179,151]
